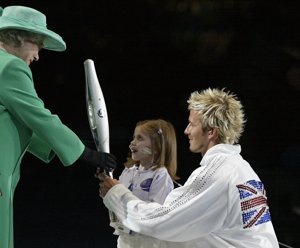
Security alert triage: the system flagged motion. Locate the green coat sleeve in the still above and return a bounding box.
[0,54,84,166]
[27,133,56,163]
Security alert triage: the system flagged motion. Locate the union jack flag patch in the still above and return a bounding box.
[236,180,271,228]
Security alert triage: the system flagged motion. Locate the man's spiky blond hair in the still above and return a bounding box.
[187,88,246,144]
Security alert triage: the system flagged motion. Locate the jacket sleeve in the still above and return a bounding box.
[0,57,84,166]
[27,133,55,163]
[103,160,230,242]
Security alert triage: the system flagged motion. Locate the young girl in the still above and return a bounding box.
[112,118,180,248]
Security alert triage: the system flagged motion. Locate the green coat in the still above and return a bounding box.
[0,49,85,248]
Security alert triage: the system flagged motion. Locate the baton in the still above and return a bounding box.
[84,59,113,176]
[84,59,117,221]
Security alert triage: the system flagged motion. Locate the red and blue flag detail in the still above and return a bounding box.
[237,180,271,228]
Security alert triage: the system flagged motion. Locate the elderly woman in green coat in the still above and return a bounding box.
[0,6,117,248]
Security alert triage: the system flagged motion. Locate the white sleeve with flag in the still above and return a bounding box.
[103,144,279,248]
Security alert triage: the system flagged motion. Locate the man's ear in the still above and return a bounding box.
[208,128,218,140]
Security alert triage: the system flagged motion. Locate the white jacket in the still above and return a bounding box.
[103,144,279,248]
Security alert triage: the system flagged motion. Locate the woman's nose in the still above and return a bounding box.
[34,54,39,61]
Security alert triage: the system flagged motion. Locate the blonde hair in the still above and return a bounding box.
[187,88,246,144]
[125,119,179,181]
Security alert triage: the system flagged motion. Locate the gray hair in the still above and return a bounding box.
[0,29,44,48]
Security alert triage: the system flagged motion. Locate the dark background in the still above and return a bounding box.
[1,0,300,247]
